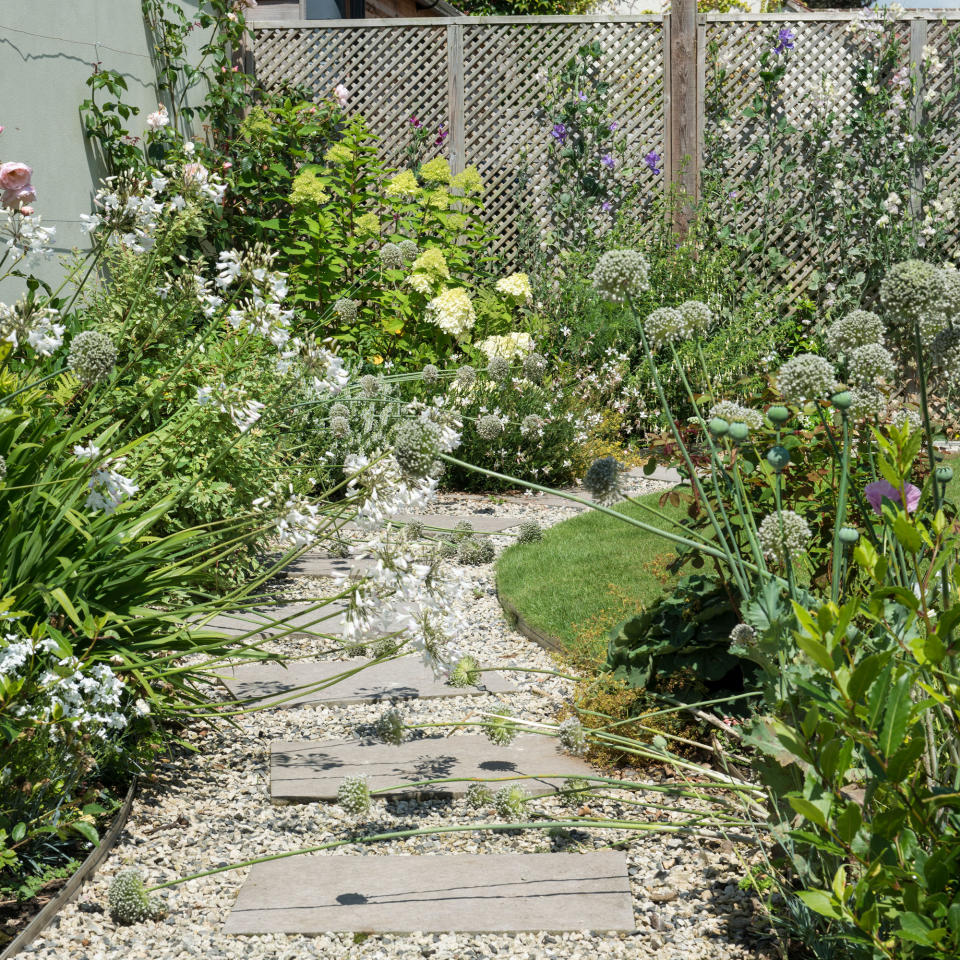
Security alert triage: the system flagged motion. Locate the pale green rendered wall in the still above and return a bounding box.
[0,0,207,294]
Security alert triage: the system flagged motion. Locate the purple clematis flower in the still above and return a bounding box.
[576,90,588,102]
[601,200,612,212]
[601,153,615,170]
[409,115,423,128]
[551,123,567,144]
[865,479,921,514]
[608,120,618,132]
[644,150,662,175]
[434,125,448,146]
[773,27,795,55]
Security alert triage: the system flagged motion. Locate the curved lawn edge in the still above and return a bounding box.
[0,777,139,960]
[494,488,684,665]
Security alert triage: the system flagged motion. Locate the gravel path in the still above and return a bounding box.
[24,481,779,960]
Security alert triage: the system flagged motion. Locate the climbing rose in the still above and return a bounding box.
[334,84,349,108]
[0,162,32,192]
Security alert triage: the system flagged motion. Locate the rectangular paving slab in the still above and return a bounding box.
[393,512,521,532]
[201,601,352,639]
[281,555,377,579]
[220,656,514,709]
[270,733,592,801]
[224,851,634,934]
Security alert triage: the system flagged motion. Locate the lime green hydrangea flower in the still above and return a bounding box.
[324,143,353,166]
[425,188,450,210]
[412,248,451,280]
[385,170,420,198]
[495,272,533,305]
[451,165,484,195]
[407,272,434,295]
[290,166,329,206]
[426,288,476,337]
[419,156,453,184]
[355,212,379,235]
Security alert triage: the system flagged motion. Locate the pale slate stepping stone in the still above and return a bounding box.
[202,601,352,639]
[220,656,514,709]
[626,465,683,484]
[393,512,522,533]
[282,555,377,579]
[224,851,634,934]
[270,733,593,801]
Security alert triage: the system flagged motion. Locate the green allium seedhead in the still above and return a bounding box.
[485,707,519,746]
[931,327,960,387]
[825,309,885,356]
[583,456,623,505]
[476,414,504,441]
[758,510,812,565]
[359,374,380,398]
[522,351,547,383]
[880,259,944,329]
[466,783,493,809]
[421,363,440,385]
[440,539,458,559]
[848,343,893,386]
[729,623,756,646]
[776,354,837,405]
[371,636,401,659]
[329,402,350,420]
[455,364,477,389]
[591,249,651,303]
[379,242,404,269]
[678,299,714,336]
[392,419,439,479]
[338,775,371,816]
[448,654,481,688]
[398,239,419,263]
[334,297,360,322]
[108,869,166,925]
[457,538,495,565]
[486,355,511,383]
[67,330,117,385]
[520,414,544,437]
[330,415,351,439]
[562,777,590,807]
[517,519,542,544]
[557,717,587,756]
[939,264,960,319]
[329,540,351,559]
[374,707,405,745]
[452,520,474,542]
[643,306,685,350]
[494,785,530,819]
[407,519,424,539]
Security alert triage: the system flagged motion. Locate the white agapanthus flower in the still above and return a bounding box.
[85,459,139,514]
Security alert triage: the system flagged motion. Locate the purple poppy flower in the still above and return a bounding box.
[644,150,662,175]
[601,153,615,170]
[865,479,921,514]
[551,123,567,144]
[773,27,795,56]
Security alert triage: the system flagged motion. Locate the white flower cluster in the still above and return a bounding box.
[476,332,534,360]
[495,272,533,304]
[81,176,166,253]
[1,633,147,741]
[707,400,763,430]
[253,486,325,550]
[86,459,140,514]
[758,510,812,565]
[425,287,476,337]
[0,298,65,357]
[196,381,265,433]
[1,210,56,266]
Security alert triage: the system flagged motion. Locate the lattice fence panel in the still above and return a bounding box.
[252,25,448,168]
[461,21,664,266]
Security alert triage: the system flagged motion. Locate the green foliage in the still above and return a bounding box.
[605,574,752,694]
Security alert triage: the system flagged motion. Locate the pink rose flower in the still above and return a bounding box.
[865,479,921,514]
[334,84,349,108]
[0,161,33,191]
[2,183,36,211]
[19,205,34,216]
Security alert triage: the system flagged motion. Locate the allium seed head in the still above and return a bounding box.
[485,707,518,746]
[330,415,351,438]
[466,783,493,809]
[338,775,371,816]
[776,353,837,404]
[643,306,685,350]
[333,297,360,322]
[108,869,166,925]
[583,456,624,505]
[522,351,547,383]
[398,239,419,263]
[880,259,944,329]
[476,414,504,441]
[847,343,893,385]
[678,299,714,335]
[457,537,495,565]
[757,510,812,564]
[520,414,544,436]
[374,707,405,745]
[67,330,116,385]
[392,419,440,479]
[557,717,587,756]
[448,654,481,688]
[517,519,542,544]
[421,363,440,385]
[455,364,477,389]
[359,374,380,397]
[494,785,530,819]
[591,249,651,302]
[486,355,511,383]
[379,242,404,269]
[824,310,885,356]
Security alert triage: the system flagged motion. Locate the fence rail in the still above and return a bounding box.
[249,11,960,271]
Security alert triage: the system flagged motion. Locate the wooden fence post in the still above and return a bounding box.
[667,0,698,235]
[447,23,466,175]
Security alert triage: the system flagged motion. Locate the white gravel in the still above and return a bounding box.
[24,482,780,960]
